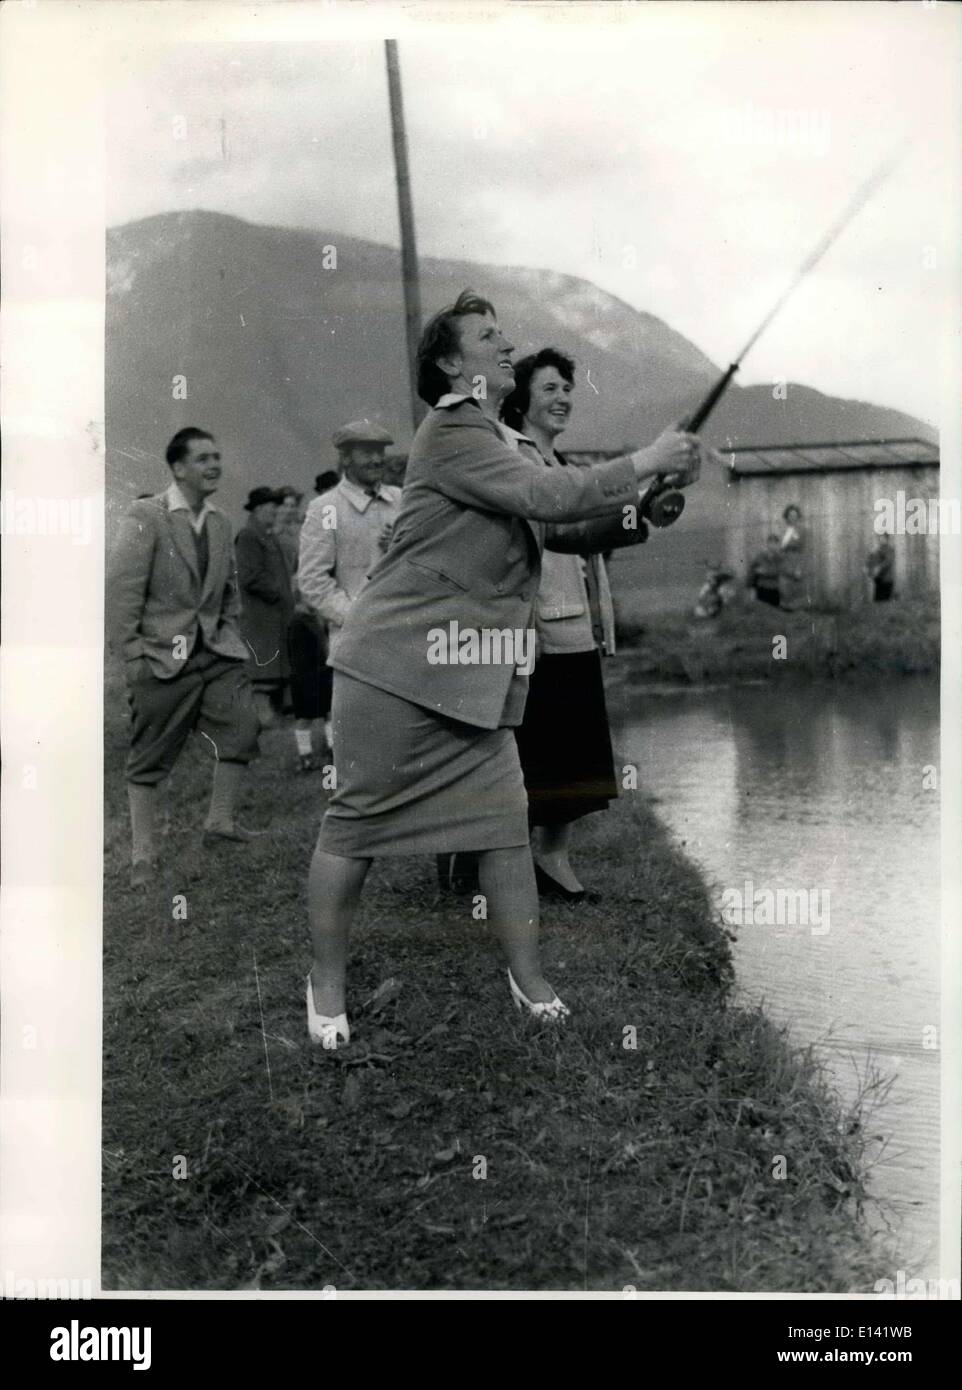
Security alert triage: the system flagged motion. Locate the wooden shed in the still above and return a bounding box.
[723,438,941,609]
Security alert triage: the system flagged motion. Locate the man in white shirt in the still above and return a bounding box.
[107,427,263,886]
[298,419,401,742]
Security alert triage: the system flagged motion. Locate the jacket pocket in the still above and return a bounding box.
[403,557,470,593]
[537,598,586,621]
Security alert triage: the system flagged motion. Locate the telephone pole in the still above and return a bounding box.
[384,40,424,433]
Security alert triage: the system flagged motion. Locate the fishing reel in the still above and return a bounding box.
[640,477,686,528]
[640,409,702,528]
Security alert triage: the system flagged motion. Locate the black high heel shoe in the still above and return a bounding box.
[534,863,589,904]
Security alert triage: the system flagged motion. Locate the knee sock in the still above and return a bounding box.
[205,759,246,830]
[295,727,313,757]
[127,783,159,864]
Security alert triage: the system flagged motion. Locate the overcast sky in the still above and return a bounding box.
[106,3,959,427]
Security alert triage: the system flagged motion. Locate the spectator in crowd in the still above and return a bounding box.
[273,486,304,577]
[694,564,733,620]
[297,470,342,750]
[106,427,263,886]
[298,420,401,678]
[779,503,808,610]
[866,531,896,602]
[235,486,295,728]
[747,533,783,607]
[274,485,332,770]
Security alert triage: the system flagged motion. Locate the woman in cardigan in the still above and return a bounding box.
[500,348,620,902]
[779,503,808,610]
[235,487,294,728]
[305,290,703,1048]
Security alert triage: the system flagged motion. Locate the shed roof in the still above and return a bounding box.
[728,437,939,477]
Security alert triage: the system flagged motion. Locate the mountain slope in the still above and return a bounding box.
[106,211,931,498]
[106,210,935,609]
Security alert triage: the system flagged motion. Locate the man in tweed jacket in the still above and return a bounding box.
[107,427,262,886]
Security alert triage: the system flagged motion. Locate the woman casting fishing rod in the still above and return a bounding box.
[303,289,706,1047]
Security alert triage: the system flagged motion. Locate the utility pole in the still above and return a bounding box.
[384,39,424,432]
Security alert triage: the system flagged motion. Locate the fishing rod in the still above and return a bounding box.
[643,143,910,528]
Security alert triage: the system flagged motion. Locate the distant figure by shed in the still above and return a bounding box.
[866,531,896,602]
[724,438,939,609]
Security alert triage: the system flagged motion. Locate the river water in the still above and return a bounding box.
[611,675,942,1280]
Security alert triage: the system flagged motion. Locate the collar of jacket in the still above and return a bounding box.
[495,420,541,452]
[164,481,219,527]
[338,475,395,513]
[435,397,540,453]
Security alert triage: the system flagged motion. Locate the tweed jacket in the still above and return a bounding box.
[331,397,648,729]
[107,489,250,679]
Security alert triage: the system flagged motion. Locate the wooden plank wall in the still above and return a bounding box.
[725,466,941,608]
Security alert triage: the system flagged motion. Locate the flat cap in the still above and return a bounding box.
[332,419,394,449]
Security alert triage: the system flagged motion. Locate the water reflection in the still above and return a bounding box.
[613,677,941,1278]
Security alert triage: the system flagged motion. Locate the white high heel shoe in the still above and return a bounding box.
[507,969,570,1020]
[306,974,350,1050]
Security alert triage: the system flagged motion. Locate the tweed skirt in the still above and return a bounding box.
[317,673,529,858]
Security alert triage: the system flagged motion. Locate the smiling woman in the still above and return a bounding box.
[500,348,621,902]
[303,288,707,1048]
[414,289,517,405]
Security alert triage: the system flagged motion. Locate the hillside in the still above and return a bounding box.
[106,210,936,609]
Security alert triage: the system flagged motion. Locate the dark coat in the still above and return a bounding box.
[235,520,294,682]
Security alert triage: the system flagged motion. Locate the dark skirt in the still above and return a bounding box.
[514,648,617,828]
[287,614,333,720]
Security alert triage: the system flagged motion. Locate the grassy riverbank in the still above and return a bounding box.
[614,597,939,684]
[102,664,886,1292]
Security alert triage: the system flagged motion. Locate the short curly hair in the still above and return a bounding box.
[500,348,575,433]
[416,289,497,406]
